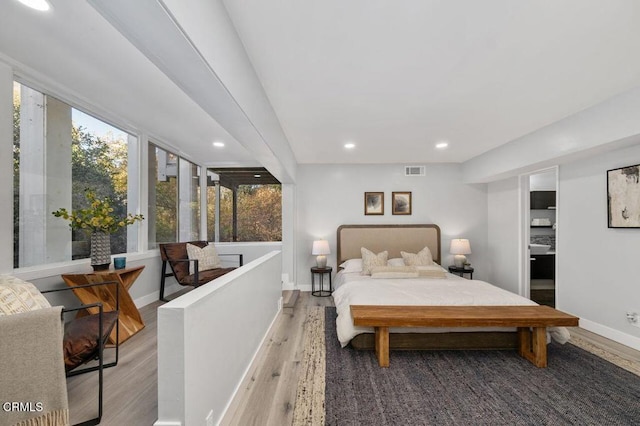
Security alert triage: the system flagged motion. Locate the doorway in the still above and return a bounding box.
[521,168,558,307]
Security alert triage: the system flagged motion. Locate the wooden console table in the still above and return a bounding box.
[62,265,145,344]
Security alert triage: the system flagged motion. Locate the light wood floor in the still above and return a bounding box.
[67,293,640,425]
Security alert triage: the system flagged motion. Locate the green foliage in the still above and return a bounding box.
[153,176,178,244]
[13,84,137,265]
[52,189,143,234]
[212,184,282,242]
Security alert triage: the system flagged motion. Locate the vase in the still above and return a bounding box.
[90,232,111,271]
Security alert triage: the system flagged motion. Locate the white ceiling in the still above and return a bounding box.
[0,0,257,167]
[222,0,640,163]
[2,0,640,169]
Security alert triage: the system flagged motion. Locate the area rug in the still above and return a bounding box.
[295,307,640,426]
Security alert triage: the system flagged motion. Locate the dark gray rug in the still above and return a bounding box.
[325,307,640,425]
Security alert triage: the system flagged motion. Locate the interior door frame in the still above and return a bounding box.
[519,166,559,301]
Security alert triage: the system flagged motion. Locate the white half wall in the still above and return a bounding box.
[156,251,282,426]
[295,163,488,289]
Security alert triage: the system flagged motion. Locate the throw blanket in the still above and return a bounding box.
[0,307,70,426]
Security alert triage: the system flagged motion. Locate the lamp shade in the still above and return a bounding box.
[450,239,471,268]
[450,239,471,255]
[312,240,330,255]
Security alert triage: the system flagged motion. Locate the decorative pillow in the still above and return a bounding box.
[387,258,405,267]
[370,265,418,279]
[186,243,222,275]
[339,258,363,273]
[416,265,447,279]
[401,246,434,266]
[361,247,388,275]
[0,275,51,315]
[63,311,118,372]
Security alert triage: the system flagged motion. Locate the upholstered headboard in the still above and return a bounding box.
[337,224,441,266]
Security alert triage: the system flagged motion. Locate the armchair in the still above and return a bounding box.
[159,241,243,301]
[0,277,119,426]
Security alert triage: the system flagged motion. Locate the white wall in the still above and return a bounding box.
[486,177,520,294]
[295,163,488,289]
[486,142,640,350]
[156,251,282,426]
[530,170,557,191]
[558,143,640,349]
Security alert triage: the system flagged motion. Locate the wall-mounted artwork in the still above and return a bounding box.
[364,192,384,215]
[392,192,412,215]
[607,164,640,228]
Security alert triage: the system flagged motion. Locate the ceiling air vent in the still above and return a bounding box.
[405,166,425,176]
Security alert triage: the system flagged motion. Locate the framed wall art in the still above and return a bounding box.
[392,191,412,215]
[607,164,640,228]
[364,192,384,215]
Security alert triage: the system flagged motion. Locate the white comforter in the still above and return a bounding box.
[332,271,570,347]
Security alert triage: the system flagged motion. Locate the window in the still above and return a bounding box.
[12,82,139,268]
[148,144,200,248]
[207,168,281,242]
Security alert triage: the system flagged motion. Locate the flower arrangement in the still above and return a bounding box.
[52,189,144,234]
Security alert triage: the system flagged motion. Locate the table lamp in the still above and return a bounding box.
[450,239,471,268]
[312,240,330,268]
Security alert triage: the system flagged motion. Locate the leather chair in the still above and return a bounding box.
[159,241,243,301]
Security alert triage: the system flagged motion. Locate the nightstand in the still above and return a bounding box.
[448,265,474,279]
[311,266,333,297]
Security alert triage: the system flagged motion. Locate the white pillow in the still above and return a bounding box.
[0,275,51,315]
[186,243,222,275]
[401,246,434,266]
[339,258,363,273]
[361,247,388,275]
[387,258,405,267]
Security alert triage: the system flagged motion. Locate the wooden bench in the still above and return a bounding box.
[350,305,579,368]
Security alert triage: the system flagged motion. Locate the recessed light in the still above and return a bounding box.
[16,0,50,11]
[213,141,225,148]
[254,174,261,178]
[435,142,449,149]
[344,143,356,149]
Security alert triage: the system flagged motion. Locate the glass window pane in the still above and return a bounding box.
[148,144,177,248]
[13,81,138,268]
[236,185,282,241]
[179,158,200,241]
[206,169,282,243]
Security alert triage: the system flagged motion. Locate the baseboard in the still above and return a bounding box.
[297,284,312,292]
[134,283,181,308]
[579,318,640,352]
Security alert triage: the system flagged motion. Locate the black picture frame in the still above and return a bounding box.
[607,164,640,228]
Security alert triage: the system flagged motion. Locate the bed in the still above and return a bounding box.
[333,224,572,353]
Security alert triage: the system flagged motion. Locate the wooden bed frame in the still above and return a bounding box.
[336,224,564,353]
